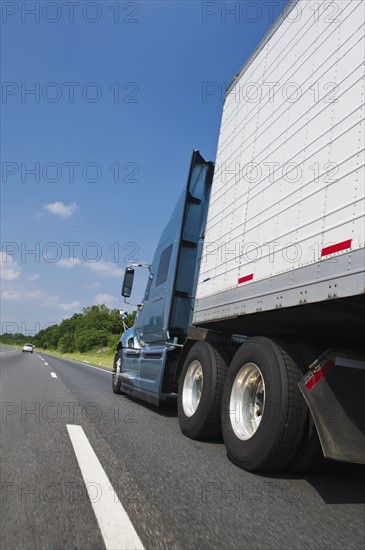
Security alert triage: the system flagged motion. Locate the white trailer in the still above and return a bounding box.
[195,0,364,327]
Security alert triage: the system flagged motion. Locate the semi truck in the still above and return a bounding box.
[113,0,365,472]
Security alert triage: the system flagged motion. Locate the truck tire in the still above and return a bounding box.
[221,337,307,472]
[178,341,228,440]
[112,348,124,395]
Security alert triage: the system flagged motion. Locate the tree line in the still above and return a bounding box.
[0,305,136,353]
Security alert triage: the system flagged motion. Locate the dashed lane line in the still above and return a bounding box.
[43,355,111,375]
[36,353,111,375]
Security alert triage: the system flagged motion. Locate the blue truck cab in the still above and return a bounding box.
[112,151,214,405]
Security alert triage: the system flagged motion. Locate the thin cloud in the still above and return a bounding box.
[57,258,82,268]
[42,295,81,312]
[2,289,45,301]
[56,258,122,277]
[57,300,81,312]
[87,282,101,290]
[0,253,21,281]
[1,290,21,300]
[27,273,40,281]
[95,293,119,308]
[86,261,123,278]
[1,289,77,312]
[44,201,78,218]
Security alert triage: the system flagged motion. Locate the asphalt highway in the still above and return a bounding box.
[1,344,364,550]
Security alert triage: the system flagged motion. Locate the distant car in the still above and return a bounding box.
[22,344,33,353]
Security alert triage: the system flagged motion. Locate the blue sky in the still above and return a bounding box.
[1,0,288,334]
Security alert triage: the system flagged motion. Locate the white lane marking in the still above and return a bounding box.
[50,372,57,378]
[42,355,111,375]
[68,361,111,374]
[44,362,49,366]
[67,425,144,550]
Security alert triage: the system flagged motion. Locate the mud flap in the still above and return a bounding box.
[299,351,365,464]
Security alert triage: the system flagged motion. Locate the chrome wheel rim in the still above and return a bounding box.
[182,360,204,417]
[229,363,265,440]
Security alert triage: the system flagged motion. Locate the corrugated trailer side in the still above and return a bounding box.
[194,0,364,338]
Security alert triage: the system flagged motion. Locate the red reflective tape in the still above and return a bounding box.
[238,274,254,285]
[305,359,335,391]
[321,239,352,257]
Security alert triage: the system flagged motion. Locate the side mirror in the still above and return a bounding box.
[121,267,135,298]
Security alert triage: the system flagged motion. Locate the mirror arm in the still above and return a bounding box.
[123,297,139,307]
[129,263,152,273]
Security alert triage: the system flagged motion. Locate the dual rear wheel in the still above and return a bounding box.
[178,337,315,472]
